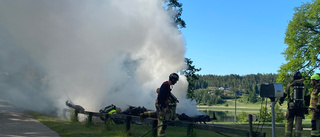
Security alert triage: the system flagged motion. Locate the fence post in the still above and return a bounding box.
[126,115,132,131]
[104,114,109,124]
[88,112,93,124]
[262,132,266,137]
[248,114,253,137]
[152,120,158,137]
[73,110,79,122]
[187,123,194,137]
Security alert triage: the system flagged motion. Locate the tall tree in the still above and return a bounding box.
[165,0,186,29]
[183,58,201,99]
[277,0,320,83]
[165,0,201,99]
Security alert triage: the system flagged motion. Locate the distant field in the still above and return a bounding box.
[197,100,314,125]
[197,100,288,114]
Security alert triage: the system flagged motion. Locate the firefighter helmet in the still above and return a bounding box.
[169,73,179,82]
[311,74,320,81]
[293,71,302,80]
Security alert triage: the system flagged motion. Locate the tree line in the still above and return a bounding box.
[193,73,278,105]
[195,73,278,93]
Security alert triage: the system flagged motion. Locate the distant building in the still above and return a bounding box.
[219,87,230,90]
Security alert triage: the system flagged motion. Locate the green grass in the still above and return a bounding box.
[29,111,314,137]
[30,111,127,137]
[29,100,314,137]
[30,111,245,137]
[197,101,313,137]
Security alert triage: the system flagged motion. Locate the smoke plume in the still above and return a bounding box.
[0,0,201,116]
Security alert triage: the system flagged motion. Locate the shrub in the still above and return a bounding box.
[237,111,249,122]
[257,106,271,122]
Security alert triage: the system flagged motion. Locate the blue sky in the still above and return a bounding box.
[181,0,312,75]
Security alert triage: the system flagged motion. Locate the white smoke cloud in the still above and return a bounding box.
[0,0,201,116]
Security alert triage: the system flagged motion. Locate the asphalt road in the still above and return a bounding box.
[0,100,60,137]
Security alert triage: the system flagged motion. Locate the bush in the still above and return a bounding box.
[237,111,249,122]
[257,104,285,123]
[257,106,271,122]
[274,104,285,123]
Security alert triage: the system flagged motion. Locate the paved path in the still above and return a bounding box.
[0,100,60,137]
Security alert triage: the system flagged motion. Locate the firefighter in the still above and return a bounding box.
[140,88,179,120]
[279,71,310,137]
[155,73,179,137]
[309,73,320,137]
[99,104,122,122]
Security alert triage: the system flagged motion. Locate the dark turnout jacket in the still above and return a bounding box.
[157,81,171,108]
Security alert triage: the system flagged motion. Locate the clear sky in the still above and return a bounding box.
[181,0,312,76]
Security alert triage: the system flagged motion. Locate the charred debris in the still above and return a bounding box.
[66,101,216,124]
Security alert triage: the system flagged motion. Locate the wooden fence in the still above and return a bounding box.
[71,110,266,137]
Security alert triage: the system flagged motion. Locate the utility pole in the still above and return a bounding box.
[234,92,236,122]
[270,97,276,137]
[234,92,242,122]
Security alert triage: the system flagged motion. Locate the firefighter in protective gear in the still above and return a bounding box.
[140,88,179,121]
[155,73,179,137]
[279,71,310,137]
[310,73,320,137]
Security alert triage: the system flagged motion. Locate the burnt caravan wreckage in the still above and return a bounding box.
[66,101,216,124]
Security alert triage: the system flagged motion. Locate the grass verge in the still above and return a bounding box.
[29,111,312,137]
[29,111,255,137]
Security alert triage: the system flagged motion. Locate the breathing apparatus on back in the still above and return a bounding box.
[279,71,305,107]
[292,71,304,107]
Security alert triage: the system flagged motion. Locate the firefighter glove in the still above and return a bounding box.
[279,93,287,106]
[279,97,284,106]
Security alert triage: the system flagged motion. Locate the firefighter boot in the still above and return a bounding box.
[285,117,294,137]
[294,116,302,137]
[158,129,165,137]
[311,119,320,137]
[157,119,166,137]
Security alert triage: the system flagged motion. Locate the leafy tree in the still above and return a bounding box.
[202,93,211,105]
[247,90,257,103]
[254,85,259,94]
[277,0,320,83]
[192,74,277,104]
[183,58,201,99]
[194,89,225,105]
[164,0,186,29]
[196,74,277,93]
[164,1,201,99]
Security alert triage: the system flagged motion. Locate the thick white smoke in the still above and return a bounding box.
[0,0,201,116]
